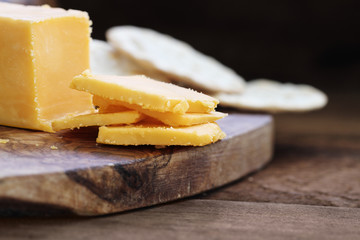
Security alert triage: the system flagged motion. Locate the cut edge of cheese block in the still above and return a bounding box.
[71,70,190,114]
[51,111,143,131]
[97,122,226,146]
[0,2,89,22]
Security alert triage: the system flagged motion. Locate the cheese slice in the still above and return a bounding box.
[164,85,219,113]
[93,96,226,126]
[93,85,218,114]
[97,122,226,146]
[0,139,10,144]
[52,111,143,131]
[138,109,227,127]
[93,95,129,113]
[0,3,94,132]
[71,71,218,114]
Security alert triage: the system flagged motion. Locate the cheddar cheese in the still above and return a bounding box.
[71,71,218,114]
[92,95,129,113]
[93,96,226,126]
[0,3,94,132]
[52,111,143,131]
[97,122,226,146]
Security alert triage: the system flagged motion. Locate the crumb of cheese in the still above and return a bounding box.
[50,145,58,150]
[0,138,9,144]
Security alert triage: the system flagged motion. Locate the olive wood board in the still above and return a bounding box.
[0,114,273,216]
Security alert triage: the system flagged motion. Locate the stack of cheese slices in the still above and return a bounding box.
[52,70,227,146]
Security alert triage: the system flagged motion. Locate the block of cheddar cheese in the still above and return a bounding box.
[52,111,143,131]
[71,70,219,114]
[93,96,227,126]
[97,122,226,146]
[0,3,94,132]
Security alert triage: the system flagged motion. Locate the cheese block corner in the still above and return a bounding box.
[0,3,94,132]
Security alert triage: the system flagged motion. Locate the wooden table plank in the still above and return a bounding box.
[201,92,360,207]
[0,200,359,240]
[201,134,360,207]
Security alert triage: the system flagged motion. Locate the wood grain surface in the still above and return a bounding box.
[0,114,273,216]
[202,133,360,207]
[0,200,359,240]
[202,92,360,208]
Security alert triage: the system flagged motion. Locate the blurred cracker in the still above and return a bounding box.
[90,39,173,84]
[106,25,245,94]
[90,39,138,75]
[215,79,328,113]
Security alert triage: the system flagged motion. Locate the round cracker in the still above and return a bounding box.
[215,79,328,113]
[90,39,137,75]
[106,26,245,93]
[90,39,182,84]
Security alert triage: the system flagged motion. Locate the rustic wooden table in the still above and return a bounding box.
[0,90,359,240]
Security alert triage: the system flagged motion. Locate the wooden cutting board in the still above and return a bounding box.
[0,113,273,216]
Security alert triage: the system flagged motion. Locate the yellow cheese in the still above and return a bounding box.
[93,96,226,126]
[93,95,129,113]
[71,71,218,114]
[136,109,227,127]
[52,111,143,131]
[0,139,10,144]
[104,102,227,127]
[0,3,94,132]
[163,85,219,113]
[97,122,226,146]
[50,145,58,150]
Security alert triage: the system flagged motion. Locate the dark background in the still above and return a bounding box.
[4,0,360,93]
[57,0,360,94]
